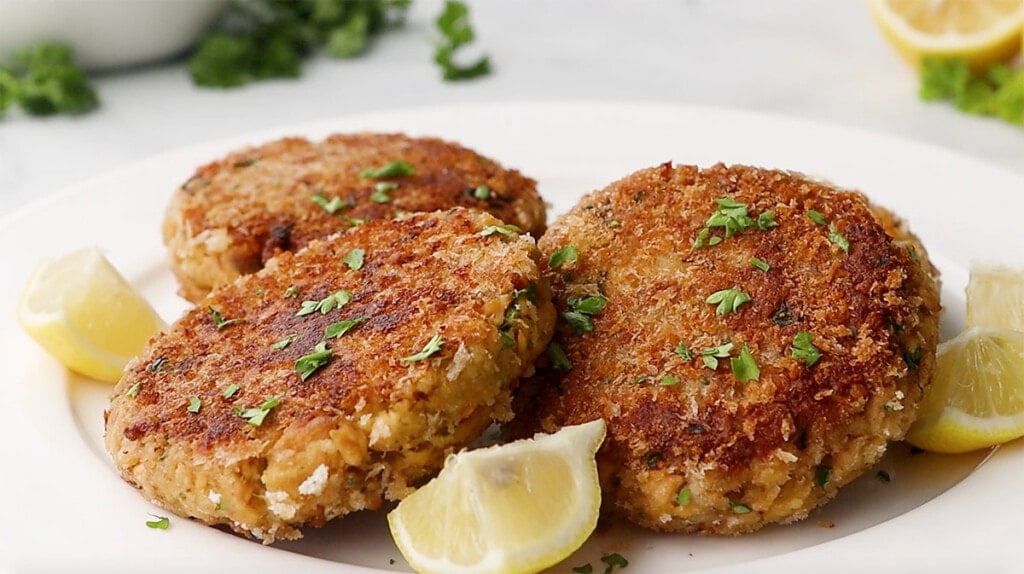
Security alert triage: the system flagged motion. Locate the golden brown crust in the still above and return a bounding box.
[108,208,555,543]
[164,133,546,302]
[513,163,941,534]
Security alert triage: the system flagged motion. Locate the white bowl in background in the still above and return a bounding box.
[0,0,229,71]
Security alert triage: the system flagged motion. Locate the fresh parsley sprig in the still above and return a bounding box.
[0,43,98,119]
[434,0,492,81]
[920,57,1024,126]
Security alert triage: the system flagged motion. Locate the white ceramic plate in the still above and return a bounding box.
[1,102,1022,574]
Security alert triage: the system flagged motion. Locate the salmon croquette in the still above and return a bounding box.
[164,133,546,302]
[513,163,941,535]
[106,208,555,543]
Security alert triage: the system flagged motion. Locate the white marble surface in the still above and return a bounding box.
[1,0,1022,220]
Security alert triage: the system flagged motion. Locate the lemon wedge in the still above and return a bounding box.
[966,261,1024,330]
[16,247,165,383]
[907,328,1024,453]
[387,419,606,574]
[867,0,1024,69]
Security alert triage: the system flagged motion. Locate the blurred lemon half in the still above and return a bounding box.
[16,247,165,382]
[966,261,1024,330]
[867,0,1024,69]
[387,419,606,574]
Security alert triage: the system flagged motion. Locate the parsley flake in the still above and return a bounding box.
[127,381,142,398]
[209,307,244,330]
[877,470,892,483]
[403,334,444,362]
[369,181,397,203]
[325,317,367,339]
[563,295,607,335]
[434,0,491,81]
[750,257,770,272]
[283,285,299,298]
[676,486,691,506]
[222,383,240,399]
[295,341,333,380]
[311,193,351,214]
[572,564,594,574]
[343,248,365,270]
[549,245,579,269]
[706,287,752,316]
[816,465,832,489]
[360,160,415,180]
[807,210,827,225]
[145,514,170,530]
[297,290,353,316]
[791,331,822,367]
[600,552,629,573]
[146,357,168,372]
[271,334,298,350]
[700,342,734,370]
[187,397,202,413]
[235,396,281,426]
[828,223,850,253]
[730,345,760,382]
[479,224,520,237]
[472,185,491,200]
[548,341,572,371]
[674,342,693,361]
[659,374,680,386]
[729,500,751,514]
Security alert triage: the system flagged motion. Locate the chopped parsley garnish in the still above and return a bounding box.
[771,301,794,326]
[325,317,367,339]
[729,500,751,514]
[297,289,353,316]
[283,285,299,298]
[360,160,415,179]
[479,224,521,237]
[549,245,578,269]
[311,193,351,214]
[706,287,752,316]
[904,346,922,371]
[145,514,170,529]
[693,197,777,248]
[730,345,760,382]
[816,465,832,488]
[675,486,691,506]
[828,223,850,253]
[750,257,770,272]
[271,334,298,350]
[472,185,491,200]
[563,295,607,335]
[222,383,240,399]
[434,0,491,81]
[877,470,892,483]
[294,341,333,380]
[659,374,680,386]
[790,331,822,367]
[403,334,444,362]
[370,181,398,203]
[187,397,202,413]
[0,43,98,119]
[547,342,572,371]
[343,248,365,270]
[209,307,244,330]
[572,564,594,574]
[700,342,734,370]
[235,396,282,426]
[126,382,142,398]
[674,342,693,361]
[600,552,629,573]
[806,209,827,225]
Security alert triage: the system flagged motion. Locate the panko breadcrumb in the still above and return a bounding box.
[512,163,940,535]
[164,133,546,302]
[107,208,555,543]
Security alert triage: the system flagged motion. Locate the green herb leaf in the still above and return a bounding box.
[360,160,415,179]
[549,245,579,269]
[816,465,832,488]
[283,285,299,298]
[297,290,353,316]
[572,564,594,574]
[920,57,1024,126]
[479,224,521,237]
[548,341,572,371]
[729,500,751,514]
[146,357,168,372]
[325,8,369,58]
[187,397,202,413]
[904,346,923,371]
[271,334,298,350]
[127,382,142,398]
[145,514,170,529]
[343,248,365,270]
[750,257,770,272]
[472,185,491,200]
[791,331,822,367]
[222,383,240,399]
[0,43,98,119]
[676,486,691,506]
[700,342,734,370]
[877,470,892,483]
[570,295,607,316]
[600,552,629,573]
[209,307,244,330]
[434,0,492,81]
[806,209,827,225]
[659,374,680,386]
[403,334,444,362]
[235,396,282,426]
[828,223,850,253]
[756,210,779,230]
[311,193,351,214]
[705,287,752,316]
[730,344,760,382]
[325,317,367,339]
[295,341,332,381]
[674,342,693,361]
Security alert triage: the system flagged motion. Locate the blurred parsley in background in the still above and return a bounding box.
[920,57,1024,125]
[0,44,98,118]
